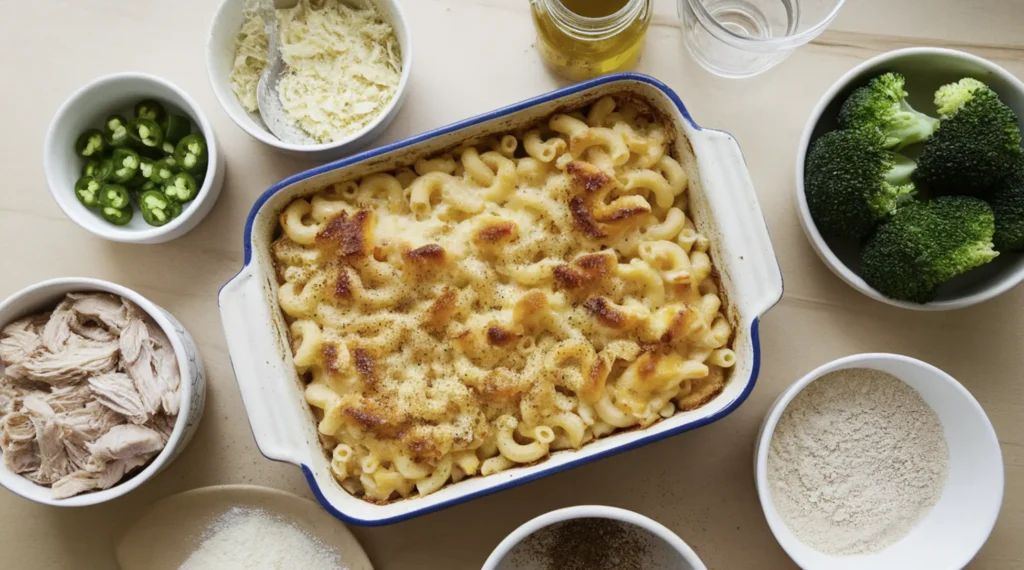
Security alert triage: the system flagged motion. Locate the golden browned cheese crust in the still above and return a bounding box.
[272,96,735,503]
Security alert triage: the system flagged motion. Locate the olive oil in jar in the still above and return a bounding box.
[530,0,652,81]
[558,0,629,18]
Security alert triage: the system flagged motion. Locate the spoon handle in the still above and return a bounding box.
[255,0,315,144]
[259,0,280,70]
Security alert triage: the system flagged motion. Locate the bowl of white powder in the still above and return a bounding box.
[755,353,1003,569]
[116,485,373,570]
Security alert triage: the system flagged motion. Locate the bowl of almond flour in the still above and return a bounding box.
[755,353,1003,570]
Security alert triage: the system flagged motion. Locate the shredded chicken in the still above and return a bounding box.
[41,299,76,353]
[23,395,74,485]
[5,339,119,385]
[69,292,128,330]
[0,315,47,366]
[89,424,164,462]
[44,384,93,413]
[0,292,181,498]
[0,412,39,474]
[89,372,150,424]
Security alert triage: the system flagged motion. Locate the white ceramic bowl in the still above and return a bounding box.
[43,73,225,244]
[755,353,1003,569]
[206,0,412,160]
[795,47,1024,310]
[482,506,708,569]
[117,485,373,570]
[0,278,207,506]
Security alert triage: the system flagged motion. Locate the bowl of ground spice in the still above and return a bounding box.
[755,353,1003,569]
[481,505,707,570]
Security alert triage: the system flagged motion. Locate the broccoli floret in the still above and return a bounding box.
[805,129,917,240]
[917,78,1023,195]
[988,162,1024,251]
[861,196,999,303]
[838,72,939,150]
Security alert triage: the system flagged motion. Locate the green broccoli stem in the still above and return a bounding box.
[885,153,917,186]
[887,101,940,149]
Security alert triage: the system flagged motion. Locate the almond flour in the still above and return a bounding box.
[767,368,949,555]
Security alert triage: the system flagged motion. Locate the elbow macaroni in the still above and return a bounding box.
[272,96,735,503]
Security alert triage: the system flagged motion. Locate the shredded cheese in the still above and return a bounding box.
[229,0,402,144]
[229,1,268,113]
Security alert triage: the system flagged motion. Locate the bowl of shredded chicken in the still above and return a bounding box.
[208,0,411,158]
[0,278,205,505]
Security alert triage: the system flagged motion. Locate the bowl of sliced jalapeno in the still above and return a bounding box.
[44,72,224,244]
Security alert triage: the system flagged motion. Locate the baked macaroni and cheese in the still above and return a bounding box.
[272,96,735,502]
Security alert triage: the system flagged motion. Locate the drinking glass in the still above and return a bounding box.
[678,0,845,78]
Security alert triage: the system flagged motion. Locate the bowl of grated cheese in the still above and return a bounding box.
[206,0,411,160]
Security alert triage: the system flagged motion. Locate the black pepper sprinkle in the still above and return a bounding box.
[508,518,657,570]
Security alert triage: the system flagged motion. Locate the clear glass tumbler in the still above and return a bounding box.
[678,0,845,78]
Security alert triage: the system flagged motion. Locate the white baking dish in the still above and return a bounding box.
[218,73,783,525]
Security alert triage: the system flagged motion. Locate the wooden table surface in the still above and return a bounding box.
[1,0,1021,568]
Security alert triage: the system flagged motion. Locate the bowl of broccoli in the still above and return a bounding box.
[796,47,1024,310]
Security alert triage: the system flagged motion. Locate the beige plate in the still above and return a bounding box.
[116,484,374,570]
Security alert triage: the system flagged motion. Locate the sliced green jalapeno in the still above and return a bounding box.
[167,200,182,220]
[131,180,155,205]
[75,176,102,208]
[127,118,164,157]
[82,159,101,178]
[134,99,166,123]
[137,157,157,181]
[95,158,114,181]
[104,115,130,149]
[163,172,198,203]
[104,114,128,138]
[127,157,153,188]
[75,129,106,158]
[110,148,141,184]
[174,134,208,173]
[98,184,131,210]
[162,141,175,155]
[105,132,127,149]
[137,180,157,195]
[160,114,191,145]
[148,158,176,184]
[139,190,182,226]
[101,205,133,226]
[128,172,149,188]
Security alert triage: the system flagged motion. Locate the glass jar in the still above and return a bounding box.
[530,0,653,82]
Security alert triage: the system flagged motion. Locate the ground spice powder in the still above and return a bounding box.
[508,518,657,570]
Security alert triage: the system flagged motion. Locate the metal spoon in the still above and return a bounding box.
[256,0,315,145]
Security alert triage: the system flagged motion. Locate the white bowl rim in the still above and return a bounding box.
[0,277,196,506]
[794,46,1024,311]
[481,505,708,570]
[42,71,221,243]
[754,352,1004,568]
[204,0,413,153]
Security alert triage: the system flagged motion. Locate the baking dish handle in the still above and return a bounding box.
[218,267,306,465]
[691,128,784,317]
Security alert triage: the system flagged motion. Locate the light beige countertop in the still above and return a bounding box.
[1,0,1022,568]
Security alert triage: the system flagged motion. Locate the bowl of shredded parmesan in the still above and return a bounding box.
[207,0,410,159]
